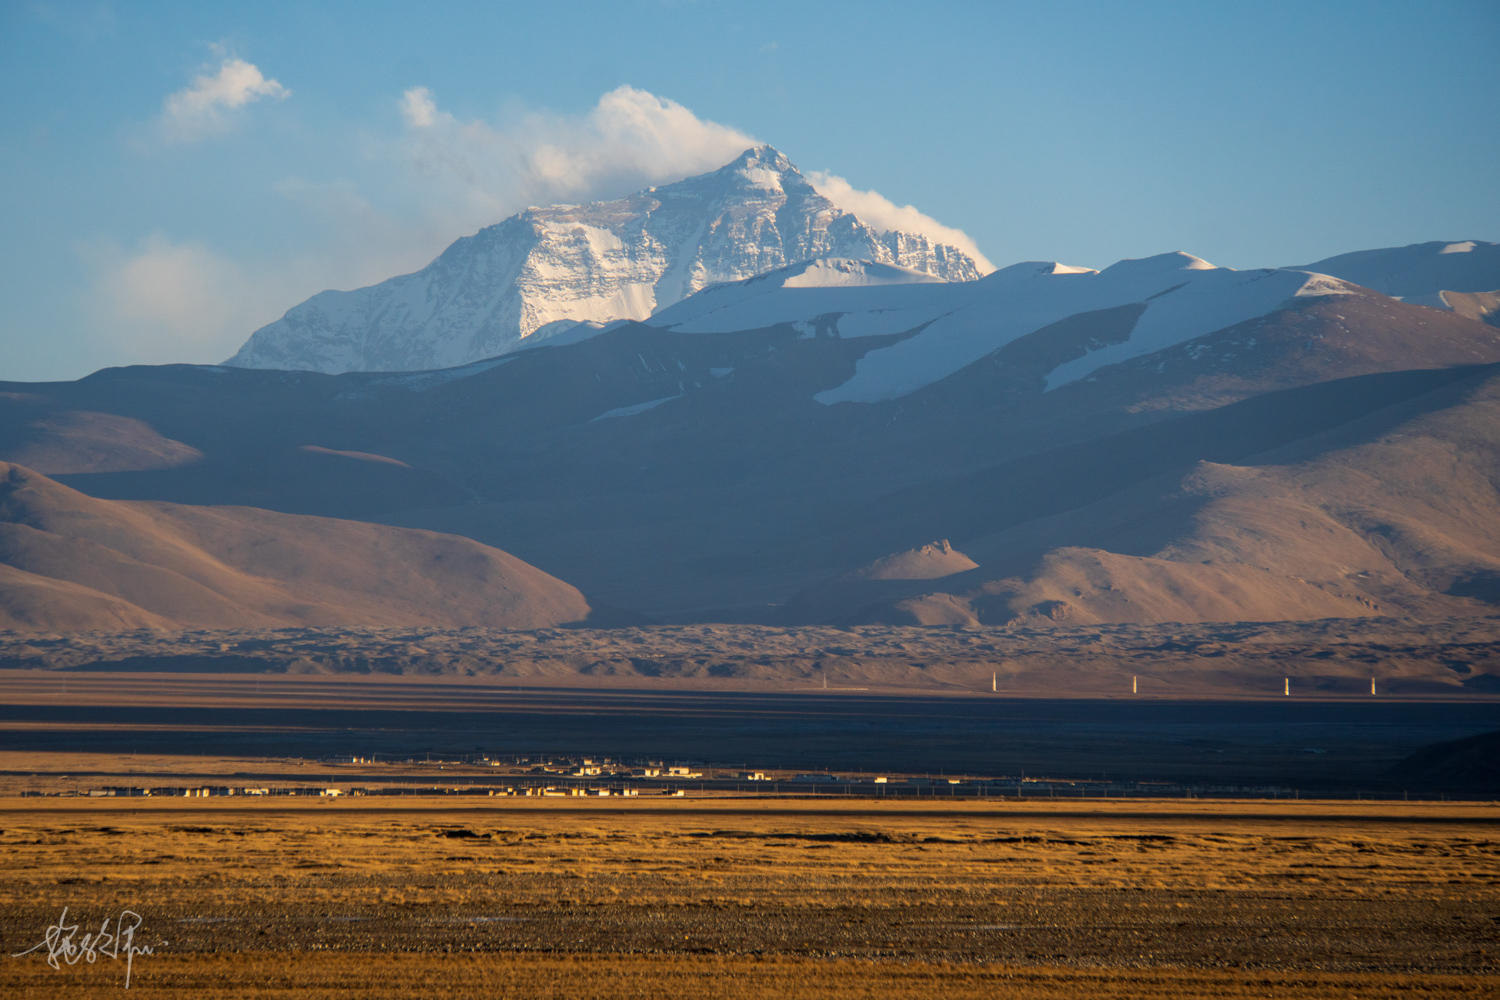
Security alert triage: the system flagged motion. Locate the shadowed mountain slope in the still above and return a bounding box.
[784,364,1500,626]
[3,261,1500,623]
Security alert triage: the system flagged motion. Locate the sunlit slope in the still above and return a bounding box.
[785,364,1500,625]
[0,462,590,630]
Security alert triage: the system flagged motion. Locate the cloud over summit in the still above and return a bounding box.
[395,84,989,268]
[397,85,759,221]
[809,172,994,272]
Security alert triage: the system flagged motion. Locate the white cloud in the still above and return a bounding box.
[395,84,758,229]
[808,171,993,272]
[390,84,992,271]
[85,85,992,372]
[84,87,758,367]
[399,86,437,128]
[160,57,289,142]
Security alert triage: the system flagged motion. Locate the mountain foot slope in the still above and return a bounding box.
[0,463,591,630]
[786,364,1500,627]
[2,618,1495,700]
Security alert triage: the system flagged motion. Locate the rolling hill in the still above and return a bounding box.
[0,462,591,631]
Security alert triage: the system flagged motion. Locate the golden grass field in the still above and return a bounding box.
[1,793,1496,998]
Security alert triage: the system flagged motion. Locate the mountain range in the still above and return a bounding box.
[3,256,1496,629]
[226,146,982,374]
[3,141,1498,634]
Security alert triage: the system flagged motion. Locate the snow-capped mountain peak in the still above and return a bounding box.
[1098,251,1217,277]
[225,146,985,374]
[780,258,946,288]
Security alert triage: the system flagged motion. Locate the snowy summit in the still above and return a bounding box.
[225,146,985,374]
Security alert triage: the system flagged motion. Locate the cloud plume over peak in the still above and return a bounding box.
[395,85,989,268]
[160,57,289,142]
[808,171,993,272]
[397,84,759,223]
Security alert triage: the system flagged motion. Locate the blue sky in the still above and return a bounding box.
[2,0,1497,381]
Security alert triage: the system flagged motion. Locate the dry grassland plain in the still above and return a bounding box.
[0,796,1496,998]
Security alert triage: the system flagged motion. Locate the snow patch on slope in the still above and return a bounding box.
[653,252,1340,405]
[780,258,946,288]
[813,253,1312,403]
[651,256,995,339]
[589,395,680,421]
[1043,270,1352,390]
[1291,240,1499,298]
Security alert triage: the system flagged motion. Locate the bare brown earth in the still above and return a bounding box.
[3,290,1496,625]
[0,797,1495,997]
[2,616,1497,696]
[787,361,1500,628]
[1442,289,1500,327]
[0,463,591,631]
